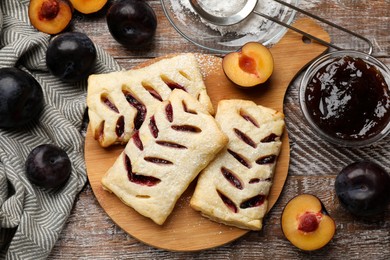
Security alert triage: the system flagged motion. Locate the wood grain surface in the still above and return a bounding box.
[49,0,390,259]
[85,19,328,251]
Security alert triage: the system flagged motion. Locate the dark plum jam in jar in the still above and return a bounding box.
[300,51,390,146]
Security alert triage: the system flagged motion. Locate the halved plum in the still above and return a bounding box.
[69,0,107,14]
[281,194,336,251]
[222,42,274,87]
[29,0,73,34]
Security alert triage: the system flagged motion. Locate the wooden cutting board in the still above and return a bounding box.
[85,18,329,251]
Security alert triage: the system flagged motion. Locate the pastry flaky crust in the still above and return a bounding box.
[87,53,213,147]
[190,99,285,230]
[101,89,228,225]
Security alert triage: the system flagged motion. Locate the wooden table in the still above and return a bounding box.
[49,1,390,258]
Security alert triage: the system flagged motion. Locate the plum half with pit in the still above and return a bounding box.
[335,161,390,216]
[281,194,336,251]
[222,42,274,88]
[28,0,73,34]
[0,68,44,128]
[46,32,97,82]
[26,144,72,189]
[106,0,157,48]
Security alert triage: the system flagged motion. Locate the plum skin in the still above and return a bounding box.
[0,67,44,128]
[46,32,97,82]
[335,161,390,216]
[106,0,157,48]
[25,144,72,189]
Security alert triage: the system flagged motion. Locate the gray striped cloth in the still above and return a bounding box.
[0,0,121,259]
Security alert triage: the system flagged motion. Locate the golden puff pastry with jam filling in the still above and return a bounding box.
[190,99,285,230]
[87,53,213,147]
[101,89,227,225]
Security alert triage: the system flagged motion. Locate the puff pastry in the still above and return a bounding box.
[190,99,285,230]
[87,54,213,147]
[101,89,228,225]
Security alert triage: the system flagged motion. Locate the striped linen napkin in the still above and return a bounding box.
[0,0,120,259]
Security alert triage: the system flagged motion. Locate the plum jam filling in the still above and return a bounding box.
[101,95,119,113]
[218,190,237,213]
[240,195,266,209]
[149,116,159,138]
[132,131,143,151]
[156,141,187,149]
[298,212,321,233]
[161,75,187,92]
[239,54,257,76]
[125,155,160,186]
[142,82,163,101]
[144,157,173,165]
[256,155,277,165]
[167,82,186,91]
[171,125,201,133]
[221,167,243,190]
[227,149,251,168]
[115,116,124,137]
[305,56,390,141]
[240,110,259,128]
[165,103,173,122]
[147,89,163,101]
[234,128,257,148]
[123,91,146,130]
[249,178,260,184]
[249,177,272,184]
[261,133,279,143]
[40,0,60,20]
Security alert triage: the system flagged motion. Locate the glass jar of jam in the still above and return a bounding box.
[299,50,390,147]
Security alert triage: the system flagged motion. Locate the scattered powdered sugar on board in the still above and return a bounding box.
[194,53,221,78]
[170,0,282,36]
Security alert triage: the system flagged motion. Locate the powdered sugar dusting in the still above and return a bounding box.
[171,0,283,36]
[194,53,221,78]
